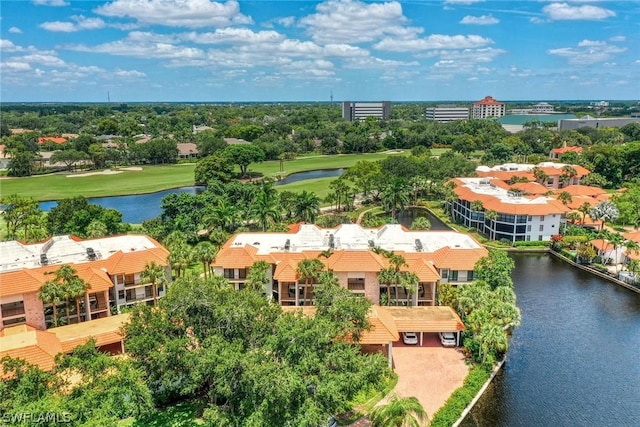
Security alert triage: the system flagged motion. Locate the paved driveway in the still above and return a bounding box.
[389,333,469,419]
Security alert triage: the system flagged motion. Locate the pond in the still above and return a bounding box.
[461,253,640,427]
[396,207,451,231]
[39,186,204,224]
[274,168,345,185]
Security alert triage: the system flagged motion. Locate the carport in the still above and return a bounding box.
[384,306,465,347]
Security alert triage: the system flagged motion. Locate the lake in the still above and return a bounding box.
[461,253,640,427]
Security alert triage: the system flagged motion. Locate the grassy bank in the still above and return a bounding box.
[0,152,406,201]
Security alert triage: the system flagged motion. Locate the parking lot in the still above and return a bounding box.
[390,333,469,418]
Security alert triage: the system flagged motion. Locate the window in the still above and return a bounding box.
[440,269,449,279]
[1,301,25,318]
[124,273,135,285]
[539,224,544,231]
[467,271,474,281]
[539,215,545,221]
[527,225,532,232]
[238,268,247,279]
[528,216,532,221]
[223,269,234,279]
[118,290,125,300]
[538,235,543,240]
[450,270,459,282]
[526,236,531,241]
[348,278,365,292]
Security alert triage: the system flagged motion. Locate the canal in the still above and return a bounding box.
[461,253,640,427]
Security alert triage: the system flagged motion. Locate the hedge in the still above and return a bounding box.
[513,241,549,247]
[430,365,491,427]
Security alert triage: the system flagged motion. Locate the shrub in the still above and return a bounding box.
[513,240,549,247]
[430,365,492,427]
[560,249,576,261]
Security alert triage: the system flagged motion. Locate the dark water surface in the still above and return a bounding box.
[39,186,204,224]
[274,168,345,185]
[396,207,451,231]
[461,253,640,427]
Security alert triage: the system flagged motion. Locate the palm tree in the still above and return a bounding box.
[38,281,65,327]
[140,261,166,306]
[204,199,240,232]
[399,272,419,307]
[477,323,508,363]
[532,166,548,185]
[485,210,498,240]
[246,260,271,293]
[590,201,619,231]
[608,232,625,270]
[471,200,484,230]
[627,259,640,283]
[578,202,591,225]
[377,267,397,306]
[296,258,324,305]
[560,165,578,186]
[381,179,410,222]
[168,245,192,279]
[557,191,573,206]
[42,265,87,325]
[68,276,90,323]
[294,191,321,223]
[409,217,431,231]
[566,211,581,224]
[192,241,217,279]
[369,394,428,427]
[250,190,281,231]
[386,252,407,305]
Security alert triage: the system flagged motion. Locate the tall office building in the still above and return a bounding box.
[342,101,391,121]
[471,96,505,119]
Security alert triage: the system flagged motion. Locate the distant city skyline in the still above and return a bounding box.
[1,0,639,102]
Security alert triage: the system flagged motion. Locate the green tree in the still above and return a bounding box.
[246,260,271,293]
[369,394,428,427]
[50,149,89,171]
[378,267,397,307]
[1,194,42,239]
[410,216,431,231]
[192,241,217,279]
[474,250,515,289]
[250,190,281,231]
[590,201,619,231]
[7,151,36,177]
[86,219,108,238]
[296,258,325,305]
[477,323,509,363]
[140,261,167,306]
[381,179,410,221]
[578,202,592,225]
[557,191,573,206]
[223,144,265,178]
[294,191,321,223]
[194,154,234,184]
[38,280,65,327]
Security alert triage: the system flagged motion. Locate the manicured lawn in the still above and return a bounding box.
[1,152,408,201]
[276,176,336,200]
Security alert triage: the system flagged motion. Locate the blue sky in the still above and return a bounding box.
[1,0,639,102]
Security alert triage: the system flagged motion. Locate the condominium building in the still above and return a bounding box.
[557,116,640,131]
[471,96,505,119]
[531,102,555,114]
[0,234,170,330]
[449,177,570,242]
[425,106,469,122]
[342,101,391,121]
[212,223,488,306]
[475,162,590,189]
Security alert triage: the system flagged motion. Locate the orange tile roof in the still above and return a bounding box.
[0,325,62,373]
[38,137,67,144]
[590,239,611,251]
[557,185,606,197]
[475,170,535,182]
[97,247,169,275]
[273,259,299,282]
[565,195,597,210]
[623,230,640,243]
[511,182,549,195]
[326,250,386,272]
[0,264,113,298]
[403,257,440,282]
[428,247,488,271]
[539,164,590,178]
[551,146,583,154]
[50,314,129,353]
[474,96,503,106]
[359,306,399,345]
[385,306,465,332]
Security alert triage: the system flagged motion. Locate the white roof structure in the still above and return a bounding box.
[0,234,162,272]
[227,224,483,255]
[456,178,554,206]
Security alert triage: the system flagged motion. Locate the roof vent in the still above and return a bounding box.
[415,239,423,252]
[40,254,49,265]
[329,234,335,249]
[86,247,96,260]
[284,239,291,251]
[368,239,375,248]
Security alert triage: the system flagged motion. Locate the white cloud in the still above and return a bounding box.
[114,69,146,78]
[299,0,422,44]
[1,62,32,71]
[181,28,284,45]
[95,0,253,28]
[33,0,69,6]
[0,39,22,52]
[9,27,23,34]
[65,34,205,60]
[460,15,499,25]
[40,15,106,32]
[543,3,615,21]
[375,34,493,52]
[277,16,296,27]
[609,36,626,42]
[548,39,626,65]
[445,0,484,4]
[19,54,67,67]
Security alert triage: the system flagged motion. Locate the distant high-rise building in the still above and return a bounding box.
[342,101,391,121]
[471,96,505,119]
[425,105,469,122]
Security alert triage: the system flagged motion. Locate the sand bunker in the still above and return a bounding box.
[67,169,123,178]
